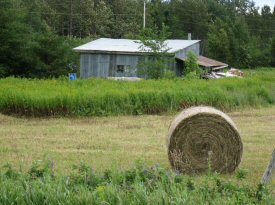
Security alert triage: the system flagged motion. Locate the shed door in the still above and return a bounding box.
[175,59,184,76]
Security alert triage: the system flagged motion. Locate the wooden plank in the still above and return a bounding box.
[261,149,275,184]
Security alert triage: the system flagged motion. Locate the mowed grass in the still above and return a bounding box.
[0,106,274,185]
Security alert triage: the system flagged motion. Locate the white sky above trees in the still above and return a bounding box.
[253,0,275,9]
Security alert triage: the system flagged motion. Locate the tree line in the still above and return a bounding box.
[0,0,275,78]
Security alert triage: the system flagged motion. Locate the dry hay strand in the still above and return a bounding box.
[167,106,243,174]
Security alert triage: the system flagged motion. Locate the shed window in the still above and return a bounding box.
[116,65,125,73]
[116,65,131,73]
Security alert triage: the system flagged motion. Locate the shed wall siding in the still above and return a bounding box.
[115,55,139,77]
[175,42,200,60]
[80,54,140,78]
[79,41,200,78]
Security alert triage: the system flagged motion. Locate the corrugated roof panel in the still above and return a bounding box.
[197,56,228,67]
[73,38,200,54]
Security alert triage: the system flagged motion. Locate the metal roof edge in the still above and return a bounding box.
[72,49,175,56]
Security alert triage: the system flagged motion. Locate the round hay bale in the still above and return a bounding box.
[167,106,242,174]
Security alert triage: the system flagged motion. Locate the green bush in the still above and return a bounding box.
[185,51,202,78]
[162,70,176,79]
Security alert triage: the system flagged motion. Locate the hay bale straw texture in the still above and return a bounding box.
[167,106,243,174]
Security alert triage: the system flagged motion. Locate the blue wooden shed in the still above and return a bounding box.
[73,38,201,78]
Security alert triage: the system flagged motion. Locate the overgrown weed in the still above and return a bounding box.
[0,161,274,204]
[0,68,274,117]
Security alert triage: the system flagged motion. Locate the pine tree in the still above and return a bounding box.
[271,37,275,67]
[0,0,31,76]
[207,19,231,64]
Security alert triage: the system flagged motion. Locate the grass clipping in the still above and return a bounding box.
[167,106,243,174]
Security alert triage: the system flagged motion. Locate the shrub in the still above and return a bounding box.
[162,70,176,79]
[185,51,203,78]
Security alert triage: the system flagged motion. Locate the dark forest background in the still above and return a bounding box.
[1,0,275,78]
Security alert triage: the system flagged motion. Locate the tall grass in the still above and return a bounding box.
[0,68,274,116]
[0,161,273,204]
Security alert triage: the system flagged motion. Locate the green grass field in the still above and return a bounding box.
[0,68,274,116]
[0,69,275,204]
[1,106,274,185]
[0,106,275,204]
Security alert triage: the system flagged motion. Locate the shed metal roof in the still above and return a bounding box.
[73,38,200,54]
[197,56,228,68]
[176,56,228,69]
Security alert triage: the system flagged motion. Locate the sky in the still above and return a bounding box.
[253,0,275,9]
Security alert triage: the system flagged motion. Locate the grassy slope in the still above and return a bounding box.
[0,106,274,186]
[0,68,274,116]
